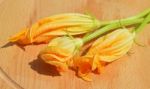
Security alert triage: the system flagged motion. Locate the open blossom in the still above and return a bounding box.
[9,13,100,45]
[73,56,105,81]
[74,28,135,81]
[73,55,107,81]
[39,36,83,73]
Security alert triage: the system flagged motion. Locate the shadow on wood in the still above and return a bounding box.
[29,57,61,77]
[1,42,14,48]
[1,42,25,51]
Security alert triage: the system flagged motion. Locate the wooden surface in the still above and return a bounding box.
[0,0,150,89]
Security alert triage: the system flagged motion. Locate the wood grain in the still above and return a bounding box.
[0,0,150,89]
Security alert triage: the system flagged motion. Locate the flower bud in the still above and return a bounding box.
[87,28,135,62]
[39,36,83,73]
[9,13,100,45]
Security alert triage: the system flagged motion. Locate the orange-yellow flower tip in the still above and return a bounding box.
[78,73,92,82]
[9,28,31,45]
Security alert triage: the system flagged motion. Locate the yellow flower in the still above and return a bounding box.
[39,36,83,73]
[87,28,135,62]
[73,28,135,81]
[9,13,100,45]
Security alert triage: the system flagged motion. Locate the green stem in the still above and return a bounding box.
[134,12,150,33]
[100,8,150,26]
[82,18,149,43]
[83,8,150,39]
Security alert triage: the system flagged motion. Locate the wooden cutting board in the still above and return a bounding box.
[0,0,150,89]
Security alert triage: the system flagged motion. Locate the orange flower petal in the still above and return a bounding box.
[73,57,92,81]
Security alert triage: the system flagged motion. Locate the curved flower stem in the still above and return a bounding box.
[82,18,150,43]
[133,12,150,34]
[100,8,150,26]
[83,8,150,40]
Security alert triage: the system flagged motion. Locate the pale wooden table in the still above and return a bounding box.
[0,0,150,89]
